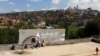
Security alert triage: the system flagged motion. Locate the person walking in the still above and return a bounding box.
[96,47,99,55]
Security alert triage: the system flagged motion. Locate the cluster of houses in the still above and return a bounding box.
[0,6,99,29]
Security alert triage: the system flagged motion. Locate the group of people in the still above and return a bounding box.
[10,40,44,50]
[24,41,44,49]
[10,42,99,55]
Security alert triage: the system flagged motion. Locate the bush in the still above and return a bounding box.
[0,28,18,44]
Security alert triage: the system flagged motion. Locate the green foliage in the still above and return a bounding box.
[84,20,99,37]
[84,13,100,37]
[67,26,79,39]
[0,28,18,44]
[66,13,100,39]
[14,21,28,29]
[14,21,35,29]
[77,28,85,38]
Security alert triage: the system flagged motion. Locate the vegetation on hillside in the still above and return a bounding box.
[0,11,99,44]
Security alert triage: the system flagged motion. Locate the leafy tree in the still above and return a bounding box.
[0,28,18,44]
[8,28,18,44]
[14,21,28,29]
[84,21,99,37]
[84,13,100,37]
[77,28,85,38]
[67,26,79,39]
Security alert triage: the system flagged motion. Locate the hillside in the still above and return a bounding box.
[0,9,98,27]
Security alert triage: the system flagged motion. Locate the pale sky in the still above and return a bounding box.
[0,0,100,13]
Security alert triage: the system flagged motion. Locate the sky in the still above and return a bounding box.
[0,0,100,13]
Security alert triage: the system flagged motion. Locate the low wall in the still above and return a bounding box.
[0,44,12,51]
[46,38,91,46]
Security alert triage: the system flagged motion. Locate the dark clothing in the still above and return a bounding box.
[41,40,44,47]
[10,45,15,50]
[24,44,28,49]
[34,42,40,48]
[96,47,99,55]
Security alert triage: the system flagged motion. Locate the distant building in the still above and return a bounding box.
[0,16,10,25]
[37,21,46,28]
[12,19,20,26]
[46,26,54,29]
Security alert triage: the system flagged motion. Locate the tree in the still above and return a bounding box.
[84,21,99,37]
[0,27,18,44]
[67,26,79,39]
[14,21,29,29]
[84,13,100,37]
[77,28,85,38]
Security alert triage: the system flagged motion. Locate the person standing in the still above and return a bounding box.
[96,47,99,55]
[41,40,44,47]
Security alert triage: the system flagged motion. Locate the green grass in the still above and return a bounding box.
[68,25,79,33]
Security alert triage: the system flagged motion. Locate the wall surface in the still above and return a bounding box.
[19,29,65,45]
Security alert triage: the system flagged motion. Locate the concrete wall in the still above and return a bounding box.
[19,29,65,45]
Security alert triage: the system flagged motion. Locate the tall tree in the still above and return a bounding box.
[84,13,100,37]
